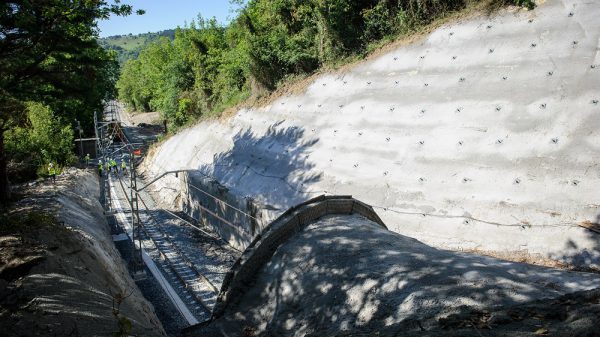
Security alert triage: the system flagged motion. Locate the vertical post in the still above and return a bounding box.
[93,111,99,158]
[129,149,143,274]
[129,150,136,267]
[104,154,111,211]
[102,113,111,214]
[76,119,83,161]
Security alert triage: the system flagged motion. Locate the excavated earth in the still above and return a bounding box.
[0,169,166,337]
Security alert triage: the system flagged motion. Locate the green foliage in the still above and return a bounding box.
[112,316,133,337]
[512,0,536,9]
[117,0,536,130]
[111,291,134,337]
[5,103,76,177]
[176,98,193,126]
[486,0,536,12]
[117,18,251,128]
[1,0,140,201]
[362,3,396,42]
[99,29,176,65]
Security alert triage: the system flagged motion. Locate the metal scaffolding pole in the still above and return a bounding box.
[93,111,100,158]
[129,148,145,279]
[94,109,110,211]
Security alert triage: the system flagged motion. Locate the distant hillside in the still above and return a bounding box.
[99,29,176,64]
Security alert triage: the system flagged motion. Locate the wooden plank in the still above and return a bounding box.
[579,221,600,234]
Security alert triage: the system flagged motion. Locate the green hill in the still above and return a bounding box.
[99,29,176,64]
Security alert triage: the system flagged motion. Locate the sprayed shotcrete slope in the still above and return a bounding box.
[145,0,600,265]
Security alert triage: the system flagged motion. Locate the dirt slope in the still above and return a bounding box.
[0,169,166,337]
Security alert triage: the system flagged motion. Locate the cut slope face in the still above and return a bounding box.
[145,0,600,266]
[1,170,166,337]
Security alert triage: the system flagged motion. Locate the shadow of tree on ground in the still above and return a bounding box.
[202,214,600,337]
[557,213,600,271]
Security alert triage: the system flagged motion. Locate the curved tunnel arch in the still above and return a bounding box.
[184,195,386,333]
[214,195,387,317]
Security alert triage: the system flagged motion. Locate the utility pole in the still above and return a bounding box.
[94,110,109,211]
[98,102,145,279]
[104,154,111,211]
[110,101,116,122]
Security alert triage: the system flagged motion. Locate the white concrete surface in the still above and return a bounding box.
[144,0,600,267]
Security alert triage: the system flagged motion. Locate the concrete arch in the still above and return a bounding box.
[213,195,386,317]
[183,196,600,337]
[184,195,385,333]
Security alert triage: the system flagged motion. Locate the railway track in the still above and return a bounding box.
[117,176,217,310]
[102,102,241,325]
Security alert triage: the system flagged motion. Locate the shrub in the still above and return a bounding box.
[5,103,76,179]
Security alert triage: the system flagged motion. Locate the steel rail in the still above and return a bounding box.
[115,176,216,312]
[118,176,220,294]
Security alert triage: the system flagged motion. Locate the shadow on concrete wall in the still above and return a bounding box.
[197,121,322,209]
[559,215,600,271]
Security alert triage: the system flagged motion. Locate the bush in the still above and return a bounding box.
[487,0,536,12]
[514,0,535,9]
[5,102,76,179]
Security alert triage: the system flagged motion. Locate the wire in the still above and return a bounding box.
[113,114,583,232]
[119,173,219,304]
[143,157,262,224]
[101,107,208,322]
[107,174,187,321]
[162,208,227,243]
[109,117,244,251]
[112,117,258,225]
[114,173,214,313]
[371,205,581,229]
[133,183,220,294]
[183,176,259,221]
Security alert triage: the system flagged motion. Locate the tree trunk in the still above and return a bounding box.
[0,128,11,204]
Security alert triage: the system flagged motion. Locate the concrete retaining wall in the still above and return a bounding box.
[181,171,271,250]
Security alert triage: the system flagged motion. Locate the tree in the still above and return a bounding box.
[0,0,140,203]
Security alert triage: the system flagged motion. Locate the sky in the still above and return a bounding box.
[97,1,244,37]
